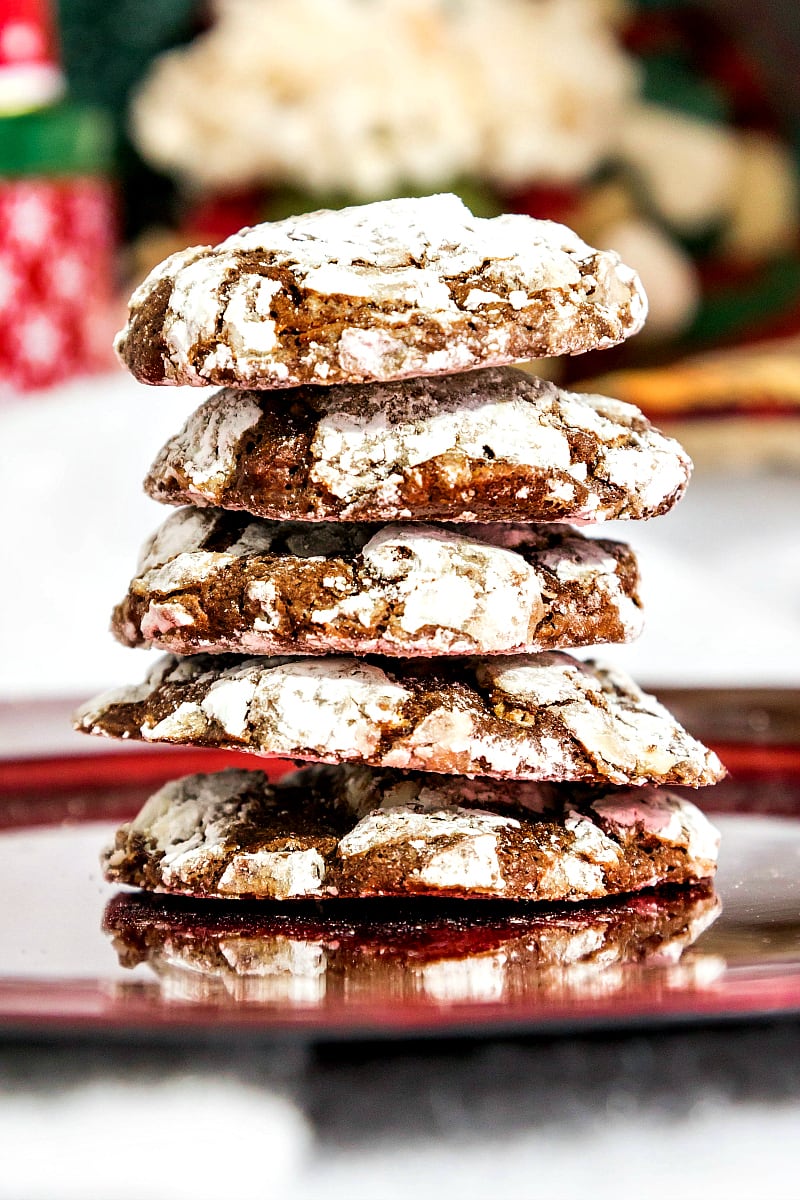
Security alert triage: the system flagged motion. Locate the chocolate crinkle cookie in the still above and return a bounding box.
[144,367,691,524]
[75,652,724,787]
[101,764,720,901]
[115,194,647,389]
[112,508,643,657]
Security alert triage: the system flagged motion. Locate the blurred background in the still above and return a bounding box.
[0,12,798,1193]
[1,0,798,710]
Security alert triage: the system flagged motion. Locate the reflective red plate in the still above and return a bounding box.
[0,691,798,1041]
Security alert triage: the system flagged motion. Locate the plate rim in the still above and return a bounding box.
[1,732,799,1043]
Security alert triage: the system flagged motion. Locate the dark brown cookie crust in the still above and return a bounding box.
[101,764,720,902]
[112,510,642,657]
[75,652,725,787]
[144,368,692,525]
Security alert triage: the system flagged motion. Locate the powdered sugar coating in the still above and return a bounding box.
[146,367,691,525]
[591,789,721,867]
[113,508,643,657]
[101,762,720,901]
[311,385,572,498]
[337,806,516,891]
[216,848,326,899]
[175,392,264,489]
[114,768,260,893]
[76,652,724,787]
[116,195,647,388]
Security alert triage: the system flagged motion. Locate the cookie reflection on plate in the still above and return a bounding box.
[103,885,722,1009]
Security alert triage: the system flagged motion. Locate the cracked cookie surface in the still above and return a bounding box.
[76,652,724,786]
[113,508,642,657]
[102,763,719,901]
[115,194,647,388]
[145,366,691,524]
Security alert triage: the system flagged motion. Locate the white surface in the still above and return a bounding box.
[0,1079,308,1200]
[1,1072,796,1200]
[302,1105,800,1200]
[0,372,199,699]
[1,370,798,698]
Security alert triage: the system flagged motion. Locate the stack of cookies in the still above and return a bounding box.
[77,194,724,904]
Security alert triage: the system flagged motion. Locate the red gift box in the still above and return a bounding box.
[0,175,116,396]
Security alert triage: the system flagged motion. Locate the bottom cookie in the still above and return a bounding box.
[104,885,721,1008]
[102,764,720,902]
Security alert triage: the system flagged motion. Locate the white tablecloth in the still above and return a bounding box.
[1,1025,800,1200]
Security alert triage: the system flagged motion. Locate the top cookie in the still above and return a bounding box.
[115,194,647,389]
